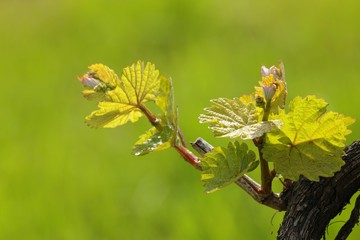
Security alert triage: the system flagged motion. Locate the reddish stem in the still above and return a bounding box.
[174,144,202,170]
[137,104,201,170]
[138,104,161,130]
[177,129,187,147]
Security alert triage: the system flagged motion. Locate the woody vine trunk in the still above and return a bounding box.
[277,140,360,239]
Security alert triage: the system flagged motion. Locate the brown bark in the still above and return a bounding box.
[191,138,360,239]
[277,140,360,239]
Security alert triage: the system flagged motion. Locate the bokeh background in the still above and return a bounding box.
[1,0,360,239]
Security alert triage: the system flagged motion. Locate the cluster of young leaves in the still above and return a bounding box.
[79,61,355,194]
[78,61,178,156]
[199,63,354,192]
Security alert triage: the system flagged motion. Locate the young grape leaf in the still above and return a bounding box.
[262,95,355,181]
[156,76,172,113]
[85,61,161,128]
[132,126,173,156]
[120,60,160,104]
[201,141,259,193]
[199,97,282,139]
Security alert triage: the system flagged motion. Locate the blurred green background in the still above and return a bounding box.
[1,0,360,239]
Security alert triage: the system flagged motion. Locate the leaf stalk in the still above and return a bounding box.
[258,100,273,197]
[138,104,162,131]
[174,144,202,170]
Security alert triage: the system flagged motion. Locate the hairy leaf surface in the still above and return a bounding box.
[263,96,355,181]
[199,97,282,139]
[201,141,259,193]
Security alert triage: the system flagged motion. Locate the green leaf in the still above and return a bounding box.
[85,61,161,128]
[156,76,173,113]
[262,95,355,181]
[132,126,173,156]
[200,141,259,193]
[155,76,176,125]
[199,97,282,139]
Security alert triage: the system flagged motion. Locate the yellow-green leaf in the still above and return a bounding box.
[85,102,143,128]
[85,61,162,128]
[263,95,355,181]
[156,76,174,117]
[81,89,105,100]
[120,60,160,105]
[88,64,120,88]
[201,141,258,193]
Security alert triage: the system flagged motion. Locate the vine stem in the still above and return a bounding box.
[174,144,202,170]
[138,104,201,170]
[138,102,282,209]
[257,100,273,197]
[138,104,162,130]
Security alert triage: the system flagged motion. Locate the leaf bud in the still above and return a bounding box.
[262,84,277,101]
[261,64,284,81]
[78,74,101,89]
